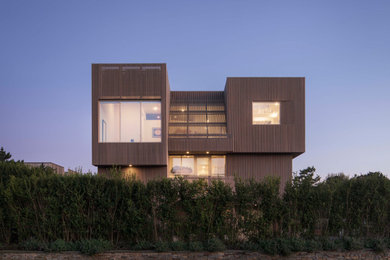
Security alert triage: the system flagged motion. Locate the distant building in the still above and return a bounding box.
[24,162,65,175]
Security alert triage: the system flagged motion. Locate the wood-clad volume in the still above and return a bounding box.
[225,77,305,156]
[92,64,169,169]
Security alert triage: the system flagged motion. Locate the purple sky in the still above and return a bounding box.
[1,0,389,179]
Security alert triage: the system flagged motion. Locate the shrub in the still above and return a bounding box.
[188,241,203,252]
[320,237,339,251]
[364,238,386,253]
[240,241,259,251]
[277,239,292,256]
[20,238,47,251]
[205,237,226,252]
[77,239,111,255]
[132,240,155,250]
[259,240,278,255]
[304,239,322,252]
[288,238,305,252]
[170,241,187,251]
[48,239,68,252]
[154,241,170,252]
[343,237,363,251]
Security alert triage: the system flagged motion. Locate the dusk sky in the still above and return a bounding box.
[1,0,389,179]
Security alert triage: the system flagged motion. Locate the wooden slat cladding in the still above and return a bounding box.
[100,66,120,97]
[225,77,305,154]
[171,91,225,103]
[121,66,163,97]
[92,64,169,167]
[226,154,292,191]
[97,64,164,98]
[168,137,233,153]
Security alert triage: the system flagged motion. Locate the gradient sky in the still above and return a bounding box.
[1,0,389,179]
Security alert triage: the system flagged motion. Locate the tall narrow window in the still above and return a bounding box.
[99,101,161,143]
[252,102,280,125]
[99,102,120,142]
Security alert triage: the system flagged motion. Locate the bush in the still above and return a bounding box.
[364,238,386,253]
[205,237,226,252]
[288,238,305,252]
[259,240,278,255]
[240,241,259,251]
[320,237,339,251]
[20,238,48,251]
[170,241,187,251]
[188,241,203,252]
[77,239,111,255]
[132,240,154,250]
[154,241,170,252]
[343,237,363,251]
[304,239,322,252]
[277,239,292,256]
[48,239,68,252]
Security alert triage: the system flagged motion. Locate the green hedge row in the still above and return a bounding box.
[1,161,390,248]
[17,237,390,255]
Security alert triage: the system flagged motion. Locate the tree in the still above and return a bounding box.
[0,147,11,162]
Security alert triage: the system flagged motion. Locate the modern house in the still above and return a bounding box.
[92,63,305,187]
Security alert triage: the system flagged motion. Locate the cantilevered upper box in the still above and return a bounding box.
[92,63,305,186]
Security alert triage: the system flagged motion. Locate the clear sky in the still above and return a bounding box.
[0,0,389,179]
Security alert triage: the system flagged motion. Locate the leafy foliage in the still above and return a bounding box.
[2,160,390,255]
[0,147,11,162]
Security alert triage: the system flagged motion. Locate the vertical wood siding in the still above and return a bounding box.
[92,64,168,166]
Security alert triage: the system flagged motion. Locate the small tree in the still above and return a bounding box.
[0,147,11,162]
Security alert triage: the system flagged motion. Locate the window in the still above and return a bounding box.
[169,103,227,138]
[99,101,161,143]
[170,156,194,175]
[252,102,280,125]
[168,155,226,177]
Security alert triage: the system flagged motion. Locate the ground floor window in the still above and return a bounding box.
[168,155,226,177]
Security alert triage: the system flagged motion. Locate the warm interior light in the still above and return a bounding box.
[270,112,278,118]
[186,151,190,154]
[181,109,185,112]
[153,106,158,111]
[275,102,279,105]
[129,164,132,167]
[206,151,209,154]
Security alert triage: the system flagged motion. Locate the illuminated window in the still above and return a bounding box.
[99,101,161,143]
[169,156,194,176]
[169,102,227,138]
[168,155,226,177]
[252,102,280,125]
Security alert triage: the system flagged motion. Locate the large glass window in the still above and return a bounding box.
[252,102,280,125]
[169,103,227,138]
[99,101,161,143]
[168,155,226,177]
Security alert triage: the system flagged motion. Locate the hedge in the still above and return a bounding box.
[1,161,390,249]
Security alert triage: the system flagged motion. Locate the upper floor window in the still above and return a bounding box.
[169,103,227,138]
[99,101,161,143]
[252,102,280,125]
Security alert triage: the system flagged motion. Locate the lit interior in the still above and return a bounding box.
[99,101,161,143]
[168,155,226,177]
[252,102,280,125]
